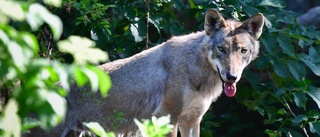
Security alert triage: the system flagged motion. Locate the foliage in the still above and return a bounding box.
[83,115,173,137]
[0,0,111,136]
[83,122,115,137]
[134,115,174,137]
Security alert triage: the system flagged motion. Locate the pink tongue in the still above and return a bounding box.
[224,83,236,97]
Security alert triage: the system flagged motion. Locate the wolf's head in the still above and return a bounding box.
[204,10,264,97]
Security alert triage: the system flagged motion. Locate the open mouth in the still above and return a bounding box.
[216,66,237,97]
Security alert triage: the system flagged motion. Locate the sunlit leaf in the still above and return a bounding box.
[82,67,99,92]
[83,122,115,137]
[46,91,66,126]
[26,3,62,40]
[58,36,108,65]
[7,41,26,72]
[1,99,21,137]
[0,1,25,21]
[43,0,62,7]
[149,16,161,33]
[259,0,285,8]
[19,32,39,56]
[74,67,89,87]
[87,66,111,97]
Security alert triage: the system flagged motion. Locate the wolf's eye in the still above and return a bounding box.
[217,47,225,52]
[241,48,248,54]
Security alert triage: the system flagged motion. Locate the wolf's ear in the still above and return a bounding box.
[204,10,227,36]
[241,13,264,39]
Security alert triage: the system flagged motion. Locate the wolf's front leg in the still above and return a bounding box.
[178,115,201,137]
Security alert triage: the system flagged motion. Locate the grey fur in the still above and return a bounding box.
[25,10,264,137]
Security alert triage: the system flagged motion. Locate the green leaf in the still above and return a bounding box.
[281,128,304,137]
[299,47,320,76]
[149,16,161,33]
[19,32,39,56]
[275,35,294,56]
[0,1,25,21]
[134,115,173,137]
[81,67,99,92]
[7,41,27,72]
[293,91,307,109]
[292,115,307,125]
[58,36,108,65]
[300,54,320,76]
[74,67,89,87]
[0,99,21,137]
[43,0,62,7]
[307,88,320,109]
[46,92,66,125]
[287,60,306,81]
[26,3,62,40]
[87,66,111,97]
[273,61,288,78]
[21,117,41,132]
[309,122,320,135]
[260,33,277,54]
[130,21,146,42]
[83,122,115,137]
[259,0,285,8]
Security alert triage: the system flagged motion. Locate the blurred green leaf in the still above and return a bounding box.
[46,91,66,125]
[43,0,62,7]
[58,36,108,65]
[0,99,21,137]
[0,1,25,21]
[83,122,115,137]
[74,67,89,87]
[7,41,26,72]
[26,3,62,40]
[87,66,111,97]
[134,115,173,137]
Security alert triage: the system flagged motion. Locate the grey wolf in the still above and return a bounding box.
[32,9,264,137]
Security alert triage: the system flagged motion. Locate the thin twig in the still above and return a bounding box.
[146,0,150,49]
[218,0,227,8]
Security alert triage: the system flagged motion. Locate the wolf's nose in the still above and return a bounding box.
[226,72,237,82]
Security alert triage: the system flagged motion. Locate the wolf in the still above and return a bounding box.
[42,9,264,137]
